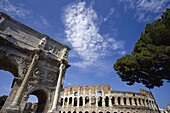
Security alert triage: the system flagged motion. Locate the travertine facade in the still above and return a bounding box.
[59,85,159,113]
[0,12,70,113]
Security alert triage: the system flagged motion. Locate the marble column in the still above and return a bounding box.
[49,63,65,112]
[8,53,39,111]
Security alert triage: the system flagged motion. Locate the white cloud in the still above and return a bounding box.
[64,2,125,68]
[0,0,30,18]
[104,8,115,22]
[119,0,169,22]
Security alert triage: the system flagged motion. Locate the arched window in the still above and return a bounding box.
[98,91,102,96]
[68,111,71,113]
[92,111,96,113]
[85,96,89,105]
[118,97,121,105]
[98,97,102,107]
[79,97,83,106]
[138,98,141,105]
[70,88,73,92]
[65,98,68,106]
[85,111,88,113]
[134,98,137,106]
[74,97,77,106]
[98,86,101,90]
[79,111,82,113]
[105,96,109,107]
[69,97,72,105]
[123,97,126,105]
[74,92,78,96]
[73,111,76,113]
[111,97,115,105]
[80,86,83,90]
[91,96,96,105]
[60,98,63,106]
[86,86,88,89]
[129,98,132,105]
[142,99,145,106]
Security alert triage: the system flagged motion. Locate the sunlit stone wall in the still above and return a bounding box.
[59,85,159,113]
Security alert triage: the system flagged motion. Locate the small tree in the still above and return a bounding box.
[113,8,170,89]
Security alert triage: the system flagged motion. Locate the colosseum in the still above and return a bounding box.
[59,85,159,113]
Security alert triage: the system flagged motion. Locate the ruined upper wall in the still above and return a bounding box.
[0,12,70,61]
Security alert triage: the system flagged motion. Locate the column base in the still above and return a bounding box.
[6,103,20,113]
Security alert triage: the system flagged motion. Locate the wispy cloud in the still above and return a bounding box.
[63,2,125,68]
[119,0,169,22]
[104,8,115,22]
[0,0,30,18]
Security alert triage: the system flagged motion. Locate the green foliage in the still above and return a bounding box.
[113,8,170,89]
[0,95,8,109]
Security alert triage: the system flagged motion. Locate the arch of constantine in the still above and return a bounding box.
[0,12,70,113]
[59,85,159,113]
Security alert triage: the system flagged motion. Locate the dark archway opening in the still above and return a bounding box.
[0,56,18,111]
[79,97,83,106]
[98,97,102,107]
[27,89,47,113]
[105,96,109,107]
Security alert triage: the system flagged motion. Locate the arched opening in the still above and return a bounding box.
[142,99,145,106]
[105,96,109,107]
[118,97,121,105]
[123,97,126,105]
[68,111,71,113]
[134,98,137,106]
[74,97,77,106]
[0,56,18,111]
[73,111,76,113]
[79,111,82,113]
[79,97,83,106]
[106,112,110,113]
[60,98,63,106]
[69,97,72,105]
[138,98,141,105]
[91,96,96,105]
[26,89,47,113]
[99,112,103,113]
[64,98,68,106]
[92,111,96,113]
[111,96,115,105]
[85,96,89,105]
[85,111,88,113]
[24,95,38,112]
[98,97,102,107]
[129,98,132,105]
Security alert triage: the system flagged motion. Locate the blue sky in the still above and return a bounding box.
[0,0,170,109]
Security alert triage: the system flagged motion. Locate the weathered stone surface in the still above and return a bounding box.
[59,85,159,113]
[0,12,70,113]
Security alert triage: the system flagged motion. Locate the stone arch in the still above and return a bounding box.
[85,96,89,105]
[123,97,126,105]
[91,96,96,105]
[129,97,132,105]
[27,89,47,113]
[92,111,96,113]
[98,96,102,107]
[69,97,72,105]
[118,97,121,105]
[85,111,89,113]
[73,111,76,113]
[74,97,77,106]
[79,97,83,106]
[0,56,18,77]
[60,98,63,106]
[79,111,82,113]
[105,96,109,107]
[111,96,115,105]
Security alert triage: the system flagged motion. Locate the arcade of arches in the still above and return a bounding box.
[59,85,159,113]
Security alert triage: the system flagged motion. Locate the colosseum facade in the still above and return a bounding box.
[59,85,159,113]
